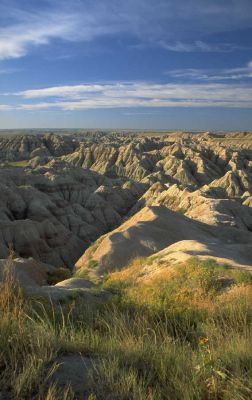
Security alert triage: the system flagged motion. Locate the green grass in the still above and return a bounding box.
[6,160,30,167]
[1,255,252,399]
[90,235,106,255]
[87,258,99,269]
[75,256,99,281]
[177,207,187,215]
[74,236,105,279]
[47,267,72,285]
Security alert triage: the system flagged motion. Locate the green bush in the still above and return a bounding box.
[47,267,72,285]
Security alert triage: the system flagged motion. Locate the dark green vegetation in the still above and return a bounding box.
[5,160,30,167]
[47,267,72,285]
[0,256,252,399]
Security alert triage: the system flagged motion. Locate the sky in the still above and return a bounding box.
[0,0,252,130]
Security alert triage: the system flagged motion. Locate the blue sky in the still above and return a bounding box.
[0,0,252,130]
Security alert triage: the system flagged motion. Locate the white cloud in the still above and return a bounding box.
[166,61,252,81]
[0,104,14,110]
[0,12,79,60]
[1,81,250,111]
[0,0,251,60]
[17,84,105,99]
[0,2,125,60]
[159,41,241,53]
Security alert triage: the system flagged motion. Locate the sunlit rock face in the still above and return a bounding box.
[0,130,252,270]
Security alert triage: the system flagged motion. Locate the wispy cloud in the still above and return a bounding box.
[166,61,252,81]
[17,84,105,99]
[0,0,251,59]
[1,81,251,111]
[0,11,79,60]
[0,104,14,110]
[0,3,124,60]
[0,68,16,74]
[123,111,164,116]
[159,41,247,53]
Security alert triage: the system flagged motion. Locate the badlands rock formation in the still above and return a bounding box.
[76,206,252,275]
[0,160,143,267]
[0,133,78,161]
[0,130,252,281]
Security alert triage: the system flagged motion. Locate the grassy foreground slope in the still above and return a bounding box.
[1,256,252,399]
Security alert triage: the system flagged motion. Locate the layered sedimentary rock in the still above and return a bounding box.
[0,161,143,267]
[76,206,252,275]
[0,130,252,272]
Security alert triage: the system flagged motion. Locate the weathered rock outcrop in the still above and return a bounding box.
[129,182,252,230]
[0,163,144,267]
[1,131,252,272]
[76,206,252,275]
[0,133,78,161]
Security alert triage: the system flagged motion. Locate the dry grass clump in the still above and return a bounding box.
[1,254,252,399]
[99,257,252,399]
[0,254,67,399]
[104,257,146,290]
[105,257,252,308]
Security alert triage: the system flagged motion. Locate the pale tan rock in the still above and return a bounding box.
[76,205,252,275]
[1,130,252,274]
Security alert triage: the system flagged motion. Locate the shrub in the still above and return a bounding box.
[47,267,72,285]
[88,258,99,269]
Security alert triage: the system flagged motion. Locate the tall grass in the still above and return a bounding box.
[0,255,252,399]
[0,254,69,399]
